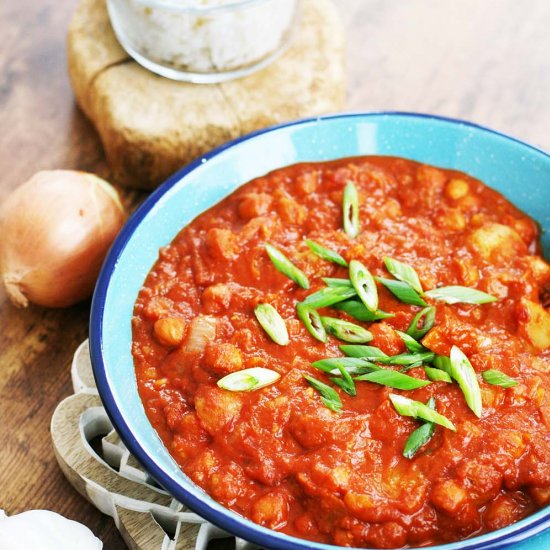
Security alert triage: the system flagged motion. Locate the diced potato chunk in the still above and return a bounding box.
[251,491,289,529]
[202,283,232,313]
[436,208,466,231]
[484,494,526,530]
[430,480,468,514]
[203,342,243,375]
[194,385,243,435]
[153,317,186,347]
[526,256,550,284]
[517,298,550,351]
[205,228,238,260]
[468,223,525,262]
[530,487,550,506]
[276,196,307,224]
[238,193,272,220]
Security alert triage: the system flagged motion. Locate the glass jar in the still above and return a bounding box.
[106,0,300,83]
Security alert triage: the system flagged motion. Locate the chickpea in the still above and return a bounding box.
[153,317,186,347]
[445,178,470,200]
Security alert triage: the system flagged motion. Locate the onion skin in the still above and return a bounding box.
[0,170,126,308]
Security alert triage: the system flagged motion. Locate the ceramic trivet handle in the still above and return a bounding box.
[51,340,259,550]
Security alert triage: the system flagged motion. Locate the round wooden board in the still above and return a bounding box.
[50,341,256,550]
[68,0,345,190]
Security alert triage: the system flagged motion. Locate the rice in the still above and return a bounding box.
[108,0,298,75]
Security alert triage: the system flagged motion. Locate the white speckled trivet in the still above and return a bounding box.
[51,341,258,550]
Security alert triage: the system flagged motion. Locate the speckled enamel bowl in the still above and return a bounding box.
[90,113,550,550]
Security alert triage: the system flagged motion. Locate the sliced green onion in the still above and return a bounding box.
[374,351,435,366]
[313,357,381,375]
[333,300,394,322]
[355,369,430,390]
[349,260,379,311]
[320,316,373,343]
[406,306,436,340]
[383,257,423,294]
[396,330,428,353]
[436,346,482,418]
[403,420,435,458]
[254,303,289,346]
[304,374,342,413]
[340,344,388,359]
[376,277,428,307]
[329,363,356,396]
[389,393,456,431]
[403,397,436,459]
[296,303,327,342]
[424,285,497,305]
[218,367,280,392]
[482,369,519,388]
[306,240,348,267]
[302,286,357,309]
[323,277,353,287]
[424,366,452,383]
[343,181,359,238]
[265,243,309,289]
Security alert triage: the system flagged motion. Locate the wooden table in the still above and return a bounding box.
[1,0,550,547]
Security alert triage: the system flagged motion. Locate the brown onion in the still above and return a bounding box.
[0,170,126,308]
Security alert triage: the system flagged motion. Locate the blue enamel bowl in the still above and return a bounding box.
[90,112,550,550]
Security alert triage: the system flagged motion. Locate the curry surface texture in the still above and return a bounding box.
[132,157,550,548]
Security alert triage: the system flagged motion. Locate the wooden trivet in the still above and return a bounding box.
[67,0,345,190]
[51,341,257,550]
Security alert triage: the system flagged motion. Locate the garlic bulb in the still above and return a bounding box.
[0,509,103,549]
[0,170,126,308]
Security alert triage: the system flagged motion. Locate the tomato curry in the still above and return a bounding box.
[132,157,550,548]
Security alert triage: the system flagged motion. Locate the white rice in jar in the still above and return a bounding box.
[108,0,298,76]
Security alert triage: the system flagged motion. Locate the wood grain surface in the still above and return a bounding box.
[1,1,550,548]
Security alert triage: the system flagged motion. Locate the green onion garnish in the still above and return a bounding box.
[322,277,353,287]
[306,240,348,267]
[349,260,379,312]
[355,369,430,390]
[424,285,497,305]
[389,393,456,431]
[302,286,357,309]
[296,303,327,342]
[482,369,518,388]
[406,306,436,340]
[329,363,356,396]
[254,303,289,346]
[374,352,435,366]
[376,277,428,307]
[403,397,436,459]
[320,316,373,343]
[339,344,388,359]
[342,181,360,238]
[434,346,482,417]
[304,374,342,413]
[218,367,280,392]
[396,330,428,353]
[313,357,381,375]
[333,300,394,321]
[424,366,452,383]
[265,243,309,289]
[383,257,423,294]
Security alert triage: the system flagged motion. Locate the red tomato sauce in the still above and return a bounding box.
[132,157,550,548]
